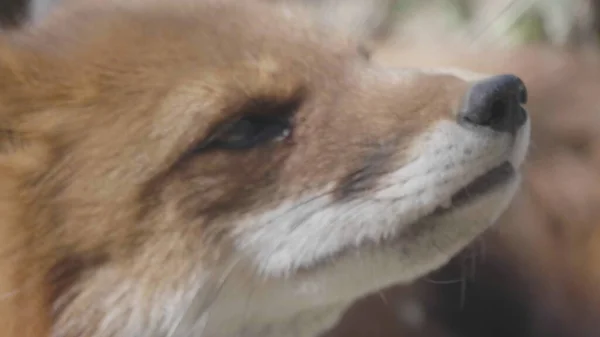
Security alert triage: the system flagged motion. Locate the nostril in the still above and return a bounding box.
[461,98,508,127]
[459,74,528,133]
[488,99,508,126]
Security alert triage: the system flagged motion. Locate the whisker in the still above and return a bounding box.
[378,291,390,306]
[0,289,20,302]
[166,257,242,337]
[459,264,468,310]
[239,271,260,335]
[422,277,462,285]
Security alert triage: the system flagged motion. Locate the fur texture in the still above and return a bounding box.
[0,1,529,337]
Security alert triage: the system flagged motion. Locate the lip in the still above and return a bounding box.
[432,161,516,215]
[295,161,517,275]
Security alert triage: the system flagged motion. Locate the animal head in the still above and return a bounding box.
[0,1,530,336]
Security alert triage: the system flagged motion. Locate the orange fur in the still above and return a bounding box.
[0,2,529,337]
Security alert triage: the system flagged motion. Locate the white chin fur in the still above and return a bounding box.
[185,118,530,337]
[235,117,529,279]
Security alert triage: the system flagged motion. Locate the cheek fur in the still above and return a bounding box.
[231,120,519,277]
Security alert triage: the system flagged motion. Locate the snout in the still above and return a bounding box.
[458,74,528,134]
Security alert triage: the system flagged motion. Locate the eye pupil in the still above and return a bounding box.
[222,120,255,143]
[193,95,305,153]
[211,115,292,150]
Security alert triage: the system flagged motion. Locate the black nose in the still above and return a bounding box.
[458,74,528,133]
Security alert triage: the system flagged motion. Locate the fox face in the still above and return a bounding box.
[0,1,530,336]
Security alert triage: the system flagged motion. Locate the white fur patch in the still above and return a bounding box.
[235,119,528,277]
[178,117,530,337]
[55,108,530,337]
[70,115,529,337]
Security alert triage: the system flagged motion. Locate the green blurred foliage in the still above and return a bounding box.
[389,0,599,47]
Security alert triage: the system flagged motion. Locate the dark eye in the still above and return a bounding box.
[209,114,292,150]
[197,96,303,152]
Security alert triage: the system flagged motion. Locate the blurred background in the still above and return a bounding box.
[325,2,600,337]
[2,0,600,336]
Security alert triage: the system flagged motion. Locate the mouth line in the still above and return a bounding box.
[295,162,517,275]
[432,161,516,215]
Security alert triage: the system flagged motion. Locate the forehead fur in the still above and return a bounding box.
[0,0,352,186]
[0,0,367,162]
[1,1,355,105]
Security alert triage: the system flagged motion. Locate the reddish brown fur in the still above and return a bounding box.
[0,1,482,336]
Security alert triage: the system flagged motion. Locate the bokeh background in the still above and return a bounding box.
[2,1,600,336]
[326,2,600,337]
